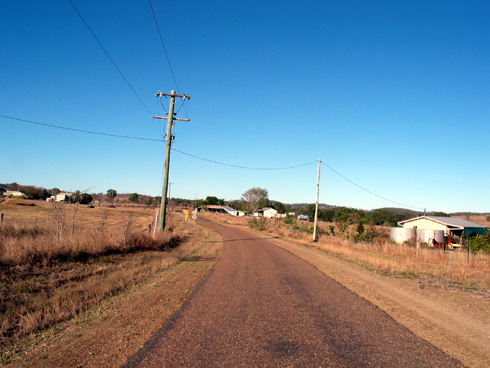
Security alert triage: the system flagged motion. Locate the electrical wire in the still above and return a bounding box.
[171,148,317,170]
[148,0,191,121]
[321,161,424,210]
[1,114,315,171]
[148,0,180,93]
[0,114,162,142]
[175,99,186,114]
[68,0,152,116]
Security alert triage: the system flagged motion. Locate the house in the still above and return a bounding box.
[398,216,488,238]
[254,207,279,219]
[3,190,27,198]
[298,215,309,221]
[56,192,73,202]
[206,205,246,216]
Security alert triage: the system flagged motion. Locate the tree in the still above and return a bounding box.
[241,187,268,215]
[106,189,117,205]
[80,193,93,204]
[72,190,82,203]
[274,201,287,214]
[206,196,219,205]
[50,188,61,196]
[129,193,139,204]
[305,203,317,221]
[23,186,42,199]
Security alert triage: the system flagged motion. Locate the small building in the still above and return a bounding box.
[254,207,279,219]
[56,192,73,202]
[4,190,27,198]
[206,205,246,216]
[398,216,488,238]
[298,215,309,221]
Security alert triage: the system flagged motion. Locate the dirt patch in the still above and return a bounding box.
[265,236,490,368]
[1,224,223,367]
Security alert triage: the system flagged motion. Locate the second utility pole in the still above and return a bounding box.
[153,90,190,231]
[312,159,321,242]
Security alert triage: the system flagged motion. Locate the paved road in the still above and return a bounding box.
[124,219,462,367]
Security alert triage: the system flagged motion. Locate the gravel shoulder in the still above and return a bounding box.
[262,234,490,368]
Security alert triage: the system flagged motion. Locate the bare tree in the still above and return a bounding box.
[99,209,108,234]
[71,201,80,237]
[123,212,134,246]
[50,201,66,240]
[241,187,268,215]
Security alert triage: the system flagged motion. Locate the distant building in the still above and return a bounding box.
[56,192,73,202]
[298,215,309,221]
[398,216,488,237]
[206,205,246,216]
[254,207,279,219]
[4,190,27,198]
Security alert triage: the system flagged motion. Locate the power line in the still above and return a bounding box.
[171,148,317,171]
[0,114,162,142]
[148,0,180,93]
[321,161,424,210]
[148,0,191,120]
[1,114,315,171]
[68,0,152,115]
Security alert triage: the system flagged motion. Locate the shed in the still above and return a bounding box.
[398,216,488,237]
[254,207,279,219]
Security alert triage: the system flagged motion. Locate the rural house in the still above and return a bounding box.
[55,192,73,202]
[254,207,279,219]
[3,190,27,198]
[204,205,246,216]
[398,216,488,238]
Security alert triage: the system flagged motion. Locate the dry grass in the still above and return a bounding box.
[0,200,204,347]
[201,213,490,289]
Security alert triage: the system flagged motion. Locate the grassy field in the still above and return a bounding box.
[203,213,490,289]
[0,199,201,348]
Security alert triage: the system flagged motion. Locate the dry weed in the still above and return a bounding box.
[0,202,204,346]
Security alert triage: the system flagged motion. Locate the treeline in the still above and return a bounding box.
[0,182,61,200]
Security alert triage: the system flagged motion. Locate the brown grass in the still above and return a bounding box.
[201,213,490,289]
[0,200,204,347]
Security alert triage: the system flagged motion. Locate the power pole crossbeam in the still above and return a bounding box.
[153,90,190,231]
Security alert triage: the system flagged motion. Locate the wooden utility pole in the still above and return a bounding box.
[152,90,190,231]
[312,159,321,242]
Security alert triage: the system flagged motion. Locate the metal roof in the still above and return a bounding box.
[398,216,487,229]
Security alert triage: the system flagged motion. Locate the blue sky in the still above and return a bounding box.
[1,1,489,213]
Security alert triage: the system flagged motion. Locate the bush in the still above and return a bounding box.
[248,216,267,231]
[284,214,294,224]
[468,235,490,253]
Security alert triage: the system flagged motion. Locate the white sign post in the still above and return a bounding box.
[192,211,197,230]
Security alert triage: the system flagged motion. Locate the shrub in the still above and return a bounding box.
[468,235,490,253]
[248,216,267,231]
[284,214,294,224]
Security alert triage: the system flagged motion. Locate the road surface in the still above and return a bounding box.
[124,218,462,367]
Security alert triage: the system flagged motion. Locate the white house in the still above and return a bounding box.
[3,190,26,198]
[56,192,73,202]
[398,216,488,237]
[254,207,279,219]
[206,205,246,216]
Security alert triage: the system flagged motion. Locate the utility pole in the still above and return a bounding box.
[168,182,174,224]
[312,159,321,242]
[153,90,190,231]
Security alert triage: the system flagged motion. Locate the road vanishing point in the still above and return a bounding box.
[124,218,462,368]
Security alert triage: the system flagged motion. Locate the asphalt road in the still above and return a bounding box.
[124,219,462,367]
